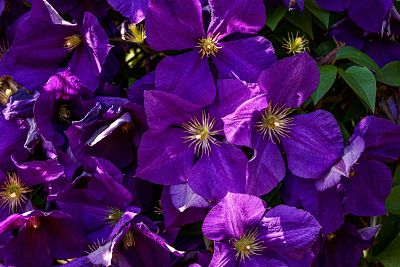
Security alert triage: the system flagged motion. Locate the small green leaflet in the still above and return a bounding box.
[312,65,337,104]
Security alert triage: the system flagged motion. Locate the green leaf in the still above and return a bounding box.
[286,9,314,39]
[386,185,400,215]
[266,6,287,31]
[393,165,400,186]
[305,0,330,29]
[377,233,400,267]
[376,61,400,86]
[312,65,337,104]
[338,66,377,112]
[336,46,381,73]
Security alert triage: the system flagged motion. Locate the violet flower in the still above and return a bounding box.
[137,90,248,202]
[223,52,343,195]
[282,116,400,234]
[0,0,112,90]
[316,0,393,32]
[106,0,148,23]
[202,192,321,266]
[146,0,276,105]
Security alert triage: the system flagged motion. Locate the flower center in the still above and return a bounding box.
[326,233,336,242]
[123,230,135,249]
[196,34,222,58]
[59,104,71,122]
[106,207,124,225]
[282,32,309,55]
[256,102,294,143]
[231,228,264,262]
[0,172,31,212]
[64,34,82,52]
[182,111,220,157]
[123,24,146,45]
[0,76,20,106]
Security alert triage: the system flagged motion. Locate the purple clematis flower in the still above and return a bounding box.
[0,210,87,267]
[223,52,343,196]
[317,223,379,267]
[316,0,393,32]
[330,7,400,67]
[202,192,321,266]
[0,0,112,90]
[146,0,276,106]
[282,116,400,234]
[137,89,249,202]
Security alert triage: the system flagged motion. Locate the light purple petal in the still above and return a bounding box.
[259,205,321,260]
[223,94,268,147]
[213,37,276,82]
[155,51,216,106]
[136,128,194,185]
[282,110,344,179]
[146,0,204,51]
[315,136,365,191]
[202,192,265,240]
[188,143,248,202]
[258,52,319,108]
[343,160,392,216]
[208,0,266,37]
[208,242,236,267]
[170,183,210,212]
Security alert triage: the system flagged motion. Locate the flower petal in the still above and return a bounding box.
[213,37,276,83]
[315,0,350,12]
[202,192,265,240]
[208,0,266,37]
[146,0,204,51]
[282,110,344,179]
[155,51,216,106]
[106,0,148,23]
[258,52,319,108]
[348,0,392,32]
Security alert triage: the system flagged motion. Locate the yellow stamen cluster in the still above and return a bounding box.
[182,111,220,157]
[123,24,146,45]
[106,207,124,225]
[196,33,222,58]
[283,32,309,55]
[326,233,336,242]
[64,34,82,52]
[123,230,135,249]
[0,76,19,106]
[0,173,31,212]
[257,102,294,143]
[59,104,71,122]
[231,228,265,262]
[27,216,41,229]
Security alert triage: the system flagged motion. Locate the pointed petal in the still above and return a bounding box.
[348,0,392,32]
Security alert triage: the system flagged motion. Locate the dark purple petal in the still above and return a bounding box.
[246,135,285,196]
[342,159,392,216]
[258,52,319,108]
[188,143,248,202]
[146,0,204,51]
[348,0,392,32]
[208,242,236,267]
[169,183,210,212]
[330,18,365,50]
[259,205,321,260]
[364,40,400,68]
[282,110,344,179]
[107,0,148,23]
[137,128,194,185]
[213,37,276,83]
[223,94,268,147]
[282,0,304,11]
[207,0,266,37]
[315,0,350,12]
[144,91,201,131]
[155,51,216,106]
[351,116,400,162]
[202,192,265,240]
